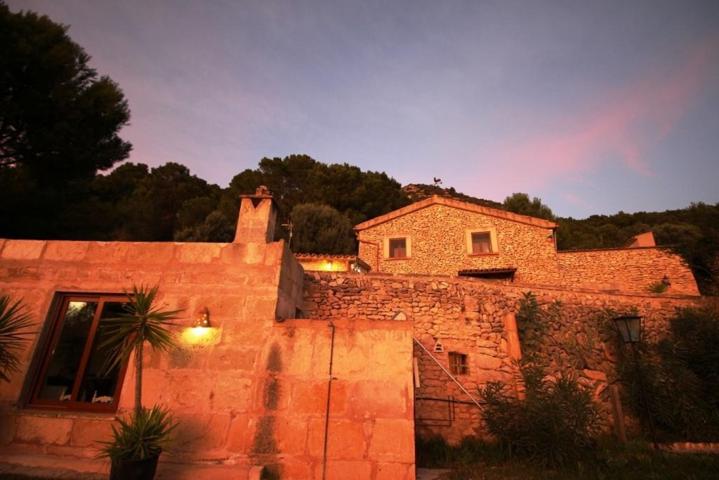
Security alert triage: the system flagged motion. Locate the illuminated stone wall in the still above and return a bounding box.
[0,237,414,479]
[357,202,560,284]
[304,271,706,444]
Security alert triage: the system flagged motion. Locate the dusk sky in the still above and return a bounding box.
[8,0,719,218]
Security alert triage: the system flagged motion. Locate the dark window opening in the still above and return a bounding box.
[471,232,492,254]
[29,294,129,412]
[449,352,469,375]
[389,238,407,258]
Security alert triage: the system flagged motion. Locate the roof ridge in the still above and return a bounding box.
[354,195,557,231]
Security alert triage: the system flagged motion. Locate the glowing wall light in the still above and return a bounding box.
[181,307,219,346]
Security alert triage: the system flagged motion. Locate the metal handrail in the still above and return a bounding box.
[413,337,484,409]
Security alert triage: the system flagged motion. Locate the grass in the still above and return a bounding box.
[418,437,719,480]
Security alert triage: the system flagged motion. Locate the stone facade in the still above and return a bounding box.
[356,197,560,284]
[557,247,700,296]
[304,271,706,443]
[355,195,700,296]
[0,190,415,480]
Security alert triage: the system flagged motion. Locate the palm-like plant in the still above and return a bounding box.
[100,285,181,415]
[0,294,33,382]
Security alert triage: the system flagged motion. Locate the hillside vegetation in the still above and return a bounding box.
[1,156,716,293]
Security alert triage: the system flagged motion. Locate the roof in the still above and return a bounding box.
[294,253,360,260]
[458,267,517,278]
[354,195,558,231]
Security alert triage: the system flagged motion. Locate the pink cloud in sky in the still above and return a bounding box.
[478,34,719,197]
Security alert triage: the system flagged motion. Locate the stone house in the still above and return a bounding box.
[355,195,699,296]
[0,188,710,479]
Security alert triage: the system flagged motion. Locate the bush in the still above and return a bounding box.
[479,366,600,466]
[619,306,719,441]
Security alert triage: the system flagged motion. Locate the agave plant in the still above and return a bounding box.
[99,405,177,461]
[99,285,181,414]
[0,294,33,382]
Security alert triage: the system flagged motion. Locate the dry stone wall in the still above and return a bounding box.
[357,203,560,284]
[304,271,706,443]
[557,247,699,296]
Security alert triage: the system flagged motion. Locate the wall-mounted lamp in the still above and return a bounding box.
[661,275,671,287]
[433,338,444,353]
[182,307,219,346]
[193,307,211,328]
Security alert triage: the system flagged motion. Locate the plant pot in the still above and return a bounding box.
[110,454,160,480]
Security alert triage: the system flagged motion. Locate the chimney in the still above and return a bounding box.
[234,186,277,243]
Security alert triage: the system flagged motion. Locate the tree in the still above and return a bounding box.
[0,2,132,239]
[503,193,555,221]
[291,203,356,254]
[0,2,131,181]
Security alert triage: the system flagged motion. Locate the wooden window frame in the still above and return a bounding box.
[384,236,411,260]
[448,352,469,375]
[27,293,130,413]
[466,228,499,256]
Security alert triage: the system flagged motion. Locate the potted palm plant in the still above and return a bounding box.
[99,285,181,480]
[0,294,32,382]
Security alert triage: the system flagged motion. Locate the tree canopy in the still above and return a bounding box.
[0,2,131,181]
[0,2,131,238]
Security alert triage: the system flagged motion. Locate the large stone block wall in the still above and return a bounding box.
[304,271,706,443]
[0,238,415,479]
[557,247,699,296]
[357,204,560,284]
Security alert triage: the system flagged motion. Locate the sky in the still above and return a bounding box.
[8,0,719,218]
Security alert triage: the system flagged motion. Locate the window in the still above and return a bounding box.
[388,237,408,258]
[28,294,129,411]
[448,352,468,375]
[472,232,492,254]
[466,228,498,255]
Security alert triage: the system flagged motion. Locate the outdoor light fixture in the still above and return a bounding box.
[662,275,671,287]
[613,315,642,345]
[193,307,211,328]
[182,307,219,346]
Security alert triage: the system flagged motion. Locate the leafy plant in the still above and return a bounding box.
[0,294,33,382]
[479,366,600,466]
[99,284,181,415]
[618,306,719,441]
[99,405,176,461]
[647,281,668,294]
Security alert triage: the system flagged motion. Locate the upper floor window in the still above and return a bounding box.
[472,232,492,254]
[467,228,498,255]
[385,236,411,259]
[28,294,129,412]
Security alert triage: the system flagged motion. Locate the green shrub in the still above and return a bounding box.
[619,306,719,441]
[479,366,600,466]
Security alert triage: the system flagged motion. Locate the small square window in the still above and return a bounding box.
[471,232,493,254]
[389,238,407,258]
[448,352,468,375]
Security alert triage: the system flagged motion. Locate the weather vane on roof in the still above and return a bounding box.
[433,177,442,186]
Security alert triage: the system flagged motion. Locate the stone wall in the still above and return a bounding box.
[557,247,699,296]
[357,203,560,284]
[0,238,415,480]
[304,271,706,443]
[355,199,700,297]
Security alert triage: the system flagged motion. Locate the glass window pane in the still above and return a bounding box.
[390,238,406,258]
[77,302,127,404]
[472,232,492,254]
[37,301,97,401]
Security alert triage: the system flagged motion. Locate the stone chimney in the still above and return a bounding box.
[234,186,277,243]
